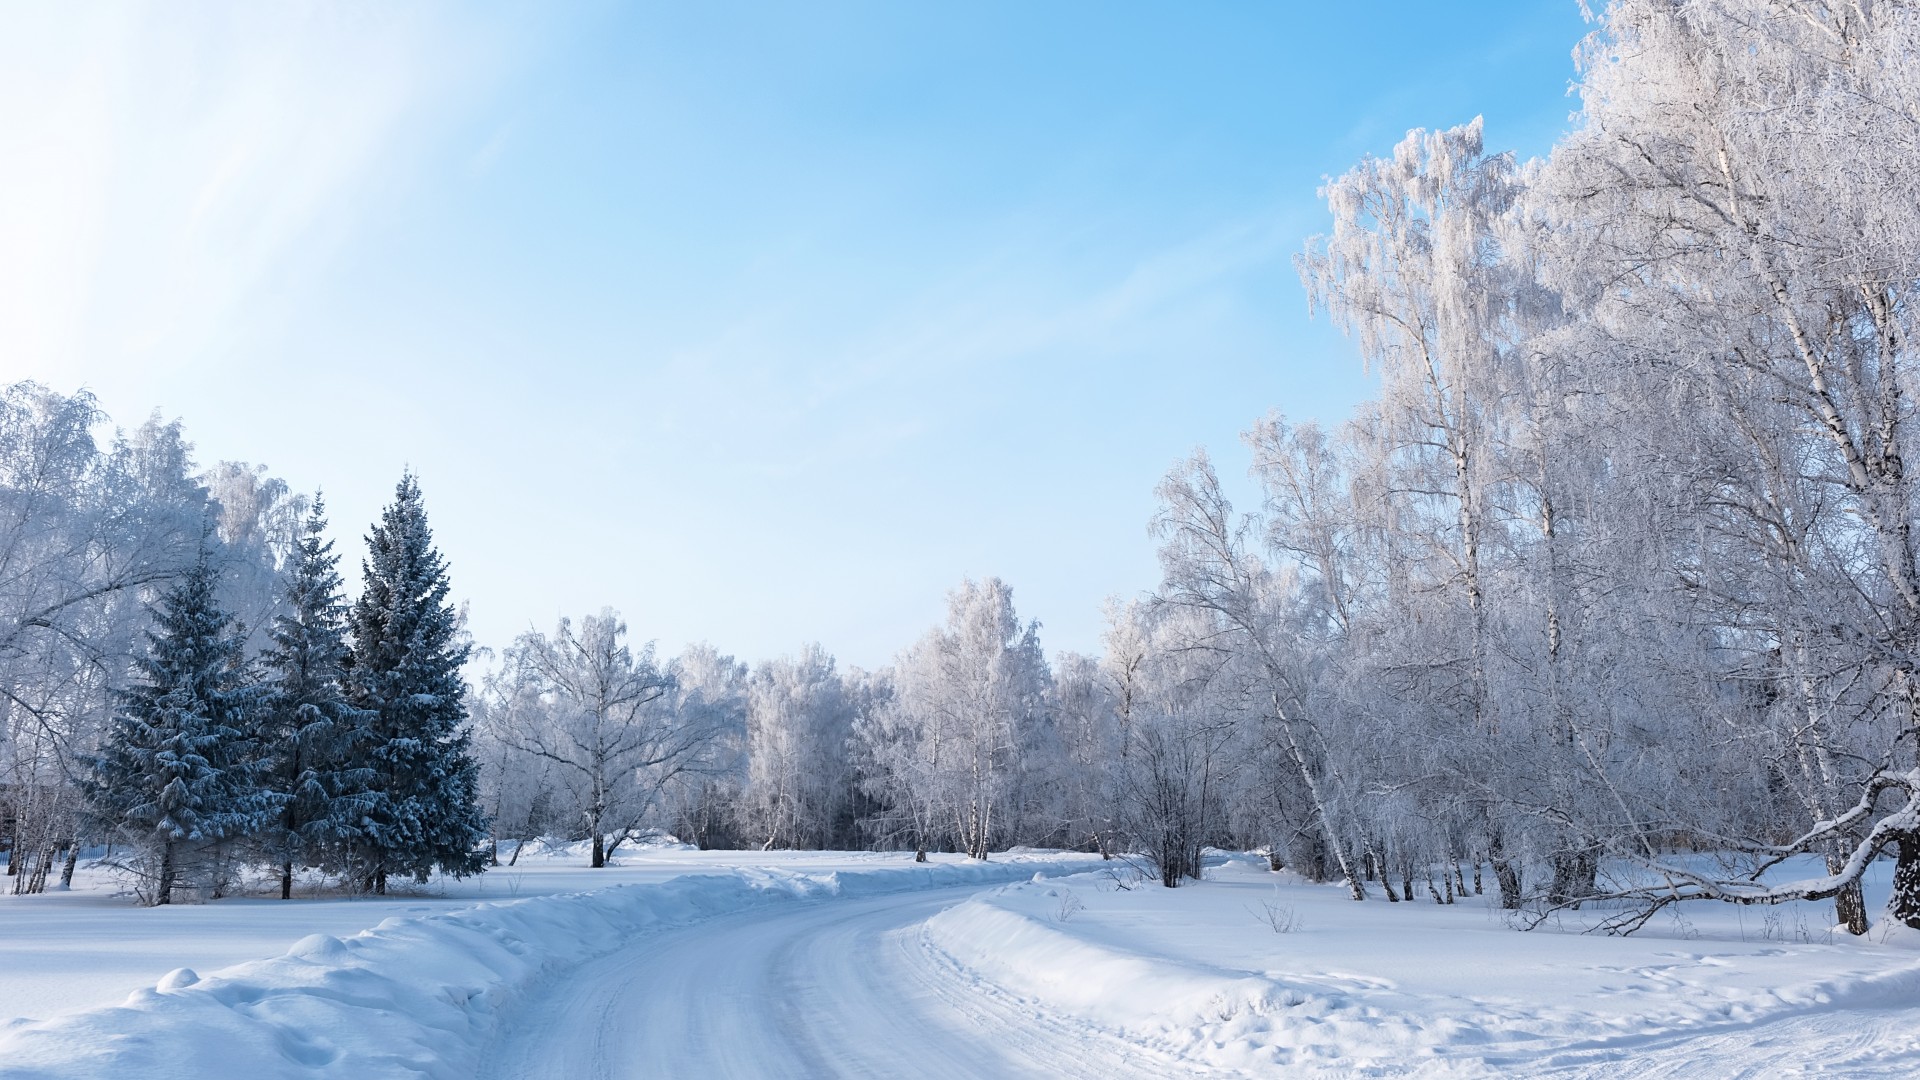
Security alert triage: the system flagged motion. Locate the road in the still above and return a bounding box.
[476,883,1215,1080]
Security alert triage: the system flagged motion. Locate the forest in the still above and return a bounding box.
[5,0,1920,938]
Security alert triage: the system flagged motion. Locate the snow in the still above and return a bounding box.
[921,852,1920,1076]
[0,847,1099,1079]
[9,847,1920,1077]
[0,838,964,1020]
[474,875,1195,1080]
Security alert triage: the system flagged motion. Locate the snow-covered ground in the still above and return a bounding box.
[6,846,1920,1077]
[0,839,992,1022]
[0,844,1103,1078]
[924,853,1920,1076]
[474,879,1198,1080]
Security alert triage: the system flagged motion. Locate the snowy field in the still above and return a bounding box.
[4,846,1920,1077]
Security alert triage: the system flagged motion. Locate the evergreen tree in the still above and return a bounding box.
[84,551,272,905]
[344,473,487,891]
[258,496,376,899]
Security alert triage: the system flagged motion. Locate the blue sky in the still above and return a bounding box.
[3,1,1590,668]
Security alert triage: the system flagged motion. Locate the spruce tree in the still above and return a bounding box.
[84,552,272,905]
[344,473,487,891]
[258,496,376,899]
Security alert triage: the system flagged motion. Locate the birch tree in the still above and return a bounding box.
[503,611,692,867]
[1,387,207,893]
[1536,0,1920,930]
[1154,451,1366,898]
[741,644,856,849]
[859,578,1049,860]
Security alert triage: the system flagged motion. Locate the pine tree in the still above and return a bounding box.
[84,551,273,905]
[258,496,376,899]
[344,473,487,892]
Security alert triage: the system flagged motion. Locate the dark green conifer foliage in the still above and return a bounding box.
[85,551,272,905]
[258,496,376,899]
[345,474,487,891]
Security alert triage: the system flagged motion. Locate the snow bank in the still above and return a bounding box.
[0,855,1093,1079]
[928,878,1281,1028]
[922,877,1486,1072]
[920,862,1920,1075]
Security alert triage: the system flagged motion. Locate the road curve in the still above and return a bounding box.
[476,883,1214,1080]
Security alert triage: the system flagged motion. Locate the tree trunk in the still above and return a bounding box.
[1890,833,1920,930]
[591,832,605,869]
[1488,829,1524,910]
[1829,847,1869,935]
[1301,831,1328,882]
[914,846,927,863]
[25,845,50,893]
[1549,848,1598,908]
[1272,697,1363,900]
[281,858,294,900]
[59,841,77,890]
[1835,876,1870,936]
[156,842,175,906]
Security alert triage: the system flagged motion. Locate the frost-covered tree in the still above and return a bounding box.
[471,661,561,864]
[0,388,209,892]
[204,460,307,651]
[1049,649,1123,857]
[859,578,1050,860]
[1519,0,1920,932]
[501,611,722,867]
[1298,119,1532,902]
[742,644,857,850]
[1154,452,1365,898]
[660,643,749,848]
[1102,601,1250,887]
[257,498,374,899]
[343,474,486,891]
[83,552,272,905]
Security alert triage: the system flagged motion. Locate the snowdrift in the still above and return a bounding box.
[927,878,1283,1029]
[0,855,1093,1079]
[920,877,1465,1072]
[921,867,1920,1074]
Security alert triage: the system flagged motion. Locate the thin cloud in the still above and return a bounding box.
[0,2,541,380]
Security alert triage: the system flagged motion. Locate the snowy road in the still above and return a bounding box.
[476,884,1211,1080]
